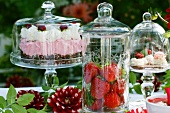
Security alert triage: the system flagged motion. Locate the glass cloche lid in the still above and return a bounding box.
[130,12,170,73]
[14,1,80,25]
[10,1,83,69]
[132,12,166,35]
[80,2,131,34]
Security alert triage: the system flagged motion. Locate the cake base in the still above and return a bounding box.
[20,52,82,65]
[131,65,168,73]
[131,65,166,70]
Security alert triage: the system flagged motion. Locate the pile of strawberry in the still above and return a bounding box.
[83,62,126,111]
[135,49,152,59]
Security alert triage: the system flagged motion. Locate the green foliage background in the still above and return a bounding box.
[0,0,169,87]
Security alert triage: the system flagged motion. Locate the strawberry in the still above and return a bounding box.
[71,21,77,24]
[24,24,32,29]
[135,52,144,58]
[60,25,68,31]
[148,49,152,55]
[38,25,46,31]
[104,92,120,108]
[119,95,125,105]
[101,64,117,82]
[84,62,100,84]
[112,62,122,76]
[88,99,102,111]
[111,79,126,95]
[90,77,110,99]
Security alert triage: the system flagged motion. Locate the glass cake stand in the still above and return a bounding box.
[10,53,81,86]
[10,1,82,86]
[130,12,170,98]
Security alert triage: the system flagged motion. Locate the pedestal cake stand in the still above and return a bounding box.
[10,1,83,86]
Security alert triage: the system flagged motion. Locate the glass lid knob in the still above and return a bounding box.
[143,12,152,22]
[41,1,55,19]
[41,1,55,9]
[97,2,113,18]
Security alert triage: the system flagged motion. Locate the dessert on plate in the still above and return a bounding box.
[130,51,168,70]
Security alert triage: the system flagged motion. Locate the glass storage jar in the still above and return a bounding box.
[80,2,131,112]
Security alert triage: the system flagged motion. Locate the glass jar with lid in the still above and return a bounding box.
[80,2,131,112]
[130,12,170,98]
[10,1,84,86]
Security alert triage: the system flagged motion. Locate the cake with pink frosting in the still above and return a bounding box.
[19,24,85,64]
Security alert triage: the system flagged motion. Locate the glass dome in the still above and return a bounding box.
[10,1,83,69]
[81,2,130,33]
[130,12,170,73]
[80,2,131,112]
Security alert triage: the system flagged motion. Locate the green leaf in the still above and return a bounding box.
[163,31,170,38]
[141,49,147,56]
[7,84,17,104]
[76,80,82,89]
[85,91,94,106]
[27,108,47,113]
[129,71,136,85]
[0,96,6,109]
[54,76,59,85]
[41,92,48,102]
[133,84,142,94]
[59,81,68,88]
[17,94,34,106]
[27,108,38,113]
[11,104,27,113]
[129,88,133,93]
[37,110,47,113]
[42,86,51,91]
[5,110,13,113]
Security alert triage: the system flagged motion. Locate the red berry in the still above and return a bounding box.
[90,77,110,99]
[119,95,125,105]
[111,79,126,95]
[38,25,46,31]
[84,62,100,84]
[101,64,118,82]
[148,49,152,55]
[104,92,120,108]
[25,24,32,29]
[88,99,102,111]
[135,52,144,58]
[60,25,68,31]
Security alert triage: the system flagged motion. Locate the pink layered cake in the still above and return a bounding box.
[19,24,86,64]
